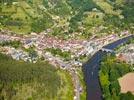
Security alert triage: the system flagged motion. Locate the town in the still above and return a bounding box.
[0,29,130,68]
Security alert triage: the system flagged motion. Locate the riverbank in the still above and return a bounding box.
[82,34,133,100]
[99,54,134,100]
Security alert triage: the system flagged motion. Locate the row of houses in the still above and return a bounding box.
[117,44,134,64]
[0,47,37,63]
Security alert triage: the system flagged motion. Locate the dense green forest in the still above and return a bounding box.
[0,0,133,38]
[99,54,134,100]
[0,53,73,100]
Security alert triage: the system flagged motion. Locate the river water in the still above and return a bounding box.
[82,35,133,100]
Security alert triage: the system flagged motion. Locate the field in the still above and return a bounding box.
[0,0,133,37]
[0,53,73,100]
[0,0,53,34]
[118,73,134,95]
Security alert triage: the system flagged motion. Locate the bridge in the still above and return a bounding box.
[100,48,114,53]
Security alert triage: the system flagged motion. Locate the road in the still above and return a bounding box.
[69,69,80,100]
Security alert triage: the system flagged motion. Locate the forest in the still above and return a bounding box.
[99,53,134,100]
[0,53,73,100]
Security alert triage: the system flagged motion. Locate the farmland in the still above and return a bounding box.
[0,0,133,37]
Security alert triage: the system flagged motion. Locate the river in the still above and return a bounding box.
[82,35,133,100]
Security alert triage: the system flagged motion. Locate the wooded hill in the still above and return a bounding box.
[0,53,74,100]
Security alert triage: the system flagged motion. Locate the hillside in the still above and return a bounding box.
[0,53,74,100]
[0,0,133,38]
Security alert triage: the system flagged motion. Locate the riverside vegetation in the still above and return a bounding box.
[99,53,134,100]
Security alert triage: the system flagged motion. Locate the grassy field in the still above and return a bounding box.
[0,1,48,33]
[55,70,74,100]
[0,53,74,100]
[76,67,86,100]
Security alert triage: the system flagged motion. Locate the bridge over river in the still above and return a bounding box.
[82,35,133,100]
[101,48,114,53]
